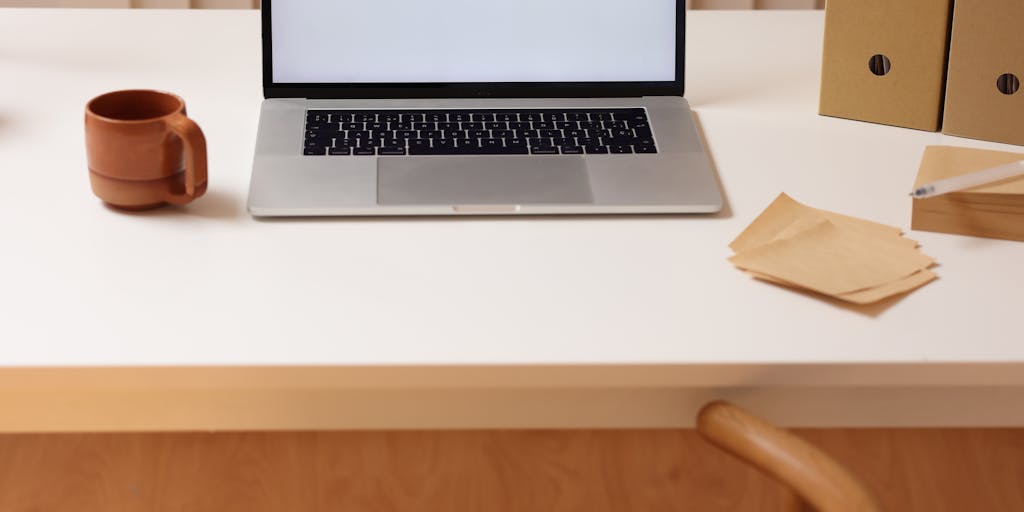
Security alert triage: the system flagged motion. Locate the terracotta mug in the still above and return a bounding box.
[85,90,207,210]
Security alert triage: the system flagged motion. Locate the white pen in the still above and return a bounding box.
[911,159,1024,199]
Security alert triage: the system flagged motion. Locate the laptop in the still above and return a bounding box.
[248,0,723,216]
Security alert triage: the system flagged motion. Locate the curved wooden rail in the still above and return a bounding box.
[697,401,885,512]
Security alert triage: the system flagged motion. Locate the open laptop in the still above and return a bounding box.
[248,0,722,216]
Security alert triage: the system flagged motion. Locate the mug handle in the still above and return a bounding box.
[163,112,208,205]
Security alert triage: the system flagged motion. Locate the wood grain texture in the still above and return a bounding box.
[0,429,1021,512]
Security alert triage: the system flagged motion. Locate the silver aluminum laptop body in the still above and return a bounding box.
[249,0,722,217]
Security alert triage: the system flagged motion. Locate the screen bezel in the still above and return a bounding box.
[262,0,686,99]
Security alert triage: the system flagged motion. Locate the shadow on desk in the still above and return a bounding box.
[104,189,243,221]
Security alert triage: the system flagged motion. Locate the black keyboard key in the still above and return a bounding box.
[633,124,653,138]
[610,129,633,138]
[328,147,351,156]
[495,112,517,121]
[542,112,563,121]
[528,137,552,146]
[609,145,633,154]
[354,113,376,122]
[359,138,382,147]
[592,113,612,121]
[531,146,559,154]
[438,122,460,131]
[534,122,556,130]
[455,138,479,149]
[517,129,539,138]
[410,139,431,150]
[461,122,484,130]
[585,145,609,154]
[445,130,467,139]
[522,113,543,121]
[451,113,472,122]
[307,112,329,123]
[634,145,658,154]
[396,130,418,139]
[538,129,561,138]
[561,146,584,154]
[306,130,339,141]
[390,122,413,131]
[401,113,424,123]
[579,121,602,130]
[604,136,635,146]
[353,148,376,156]
[553,137,575,146]
[434,140,455,150]
[421,130,444,139]
[507,138,527,148]
[491,130,515,139]
[555,121,578,130]
[414,122,436,130]
[480,138,504,148]
[588,129,610,139]
[566,129,586,138]
[469,129,490,138]
[380,113,401,122]
[565,112,589,121]
[471,113,495,122]
[486,122,507,130]
[304,146,327,155]
[613,110,647,122]
[342,122,364,130]
[425,113,446,122]
[509,122,531,131]
[379,147,406,155]
[306,122,338,131]
[576,137,599,146]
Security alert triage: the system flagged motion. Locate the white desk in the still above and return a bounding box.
[1,8,1022,432]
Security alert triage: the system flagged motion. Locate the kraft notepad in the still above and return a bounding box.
[912,146,1024,242]
[730,194,937,305]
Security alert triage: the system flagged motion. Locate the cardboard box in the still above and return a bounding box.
[819,0,953,131]
[942,0,1024,146]
[912,146,1024,242]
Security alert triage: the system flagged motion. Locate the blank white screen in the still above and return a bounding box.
[272,0,676,84]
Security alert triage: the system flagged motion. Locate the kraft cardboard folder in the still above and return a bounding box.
[819,0,953,131]
[942,0,1024,146]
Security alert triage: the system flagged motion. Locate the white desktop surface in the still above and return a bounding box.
[0,9,1022,431]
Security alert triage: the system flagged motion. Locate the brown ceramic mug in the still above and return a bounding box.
[85,90,207,210]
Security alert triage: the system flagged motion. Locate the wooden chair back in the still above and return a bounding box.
[697,401,885,512]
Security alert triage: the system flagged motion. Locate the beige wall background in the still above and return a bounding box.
[0,0,824,8]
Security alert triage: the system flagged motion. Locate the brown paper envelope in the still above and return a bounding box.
[730,193,903,253]
[747,269,937,304]
[729,221,934,296]
[837,270,938,304]
[915,146,1024,194]
[770,215,918,249]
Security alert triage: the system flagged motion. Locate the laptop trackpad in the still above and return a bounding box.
[377,156,593,205]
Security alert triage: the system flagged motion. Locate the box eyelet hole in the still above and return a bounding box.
[868,54,892,76]
[997,73,1020,95]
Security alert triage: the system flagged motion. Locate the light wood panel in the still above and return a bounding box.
[0,429,1021,511]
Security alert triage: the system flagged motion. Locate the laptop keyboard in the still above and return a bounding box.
[303,108,657,156]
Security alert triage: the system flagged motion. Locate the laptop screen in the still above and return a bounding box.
[270,0,677,85]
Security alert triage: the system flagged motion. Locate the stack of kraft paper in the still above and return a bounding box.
[912,146,1024,243]
[729,194,937,305]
